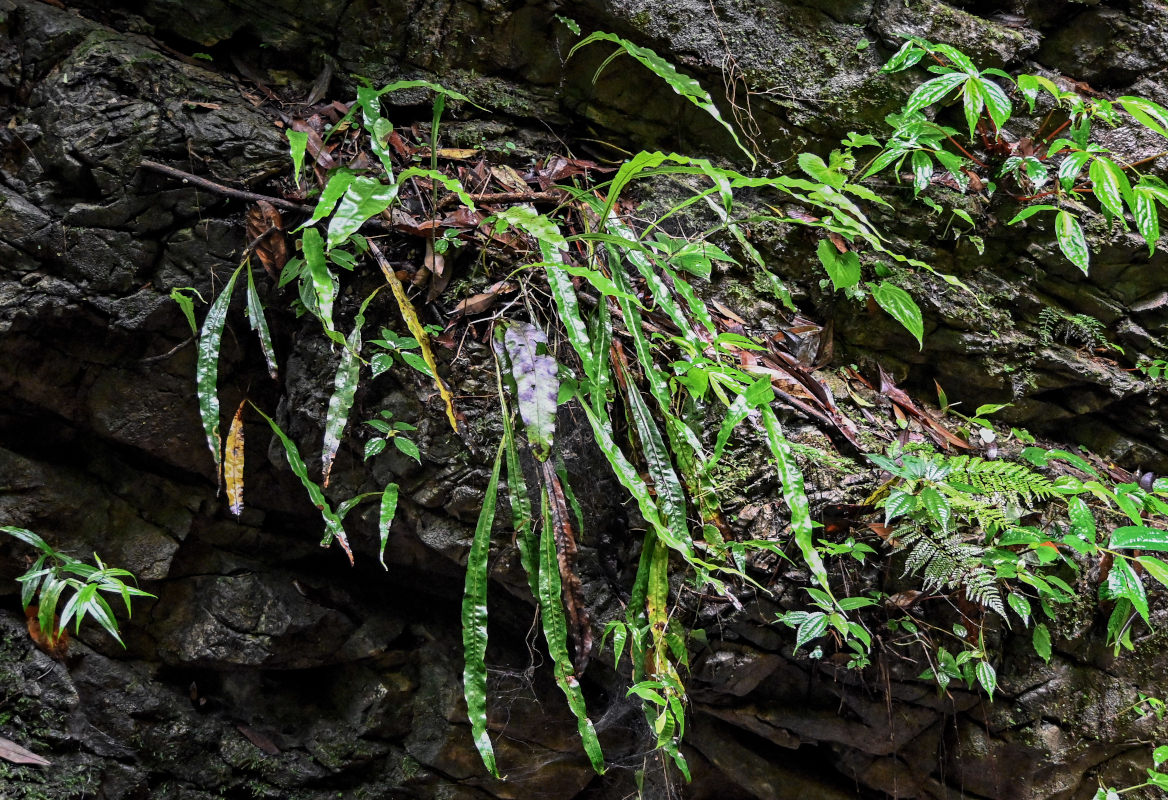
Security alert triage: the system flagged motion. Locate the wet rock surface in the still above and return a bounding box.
[1,0,1167,798]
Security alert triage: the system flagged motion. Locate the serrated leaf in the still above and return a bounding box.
[882,40,925,73]
[393,437,421,463]
[919,486,952,532]
[1007,592,1030,625]
[503,323,559,462]
[462,443,503,777]
[816,239,862,290]
[910,149,934,195]
[870,280,924,348]
[286,129,308,185]
[196,264,243,486]
[1132,182,1161,254]
[225,400,245,517]
[364,438,386,460]
[1110,526,1168,552]
[794,612,828,652]
[1067,497,1096,542]
[1032,622,1052,662]
[1089,156,1129,220]
[1055,211,1090,274]
[962,77,984,140]
[798,153,845,189]
[981,78,1012,131]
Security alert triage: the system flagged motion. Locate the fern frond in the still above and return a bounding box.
[946,456,1056,502]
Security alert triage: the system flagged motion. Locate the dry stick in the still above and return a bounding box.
[436,189,568,211]
[139,160,310,213]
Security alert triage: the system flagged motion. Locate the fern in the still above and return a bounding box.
[892,525,1005,618]
[945,456,1056,503]
[1037,307,1109,349]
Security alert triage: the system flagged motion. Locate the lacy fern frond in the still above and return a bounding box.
[891,525,1005,618]
[945,455,1056,503]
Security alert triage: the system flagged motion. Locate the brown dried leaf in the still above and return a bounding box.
[491,164,529,193]
[225,400,245,517]
[236,724,281,756]
[0,736,50,766]
[25,606,67,660]
[540,461,592,672]
[245,201,288,280]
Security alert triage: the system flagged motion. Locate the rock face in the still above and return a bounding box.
[1,0,1167,798]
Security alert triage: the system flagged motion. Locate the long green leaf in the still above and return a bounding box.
[759,405,827,590]
[301,228,340,338]
[327,177,401,250]
[1089,156,1129,220]
[356,87,396,180]
[1103,557,1148,622]
[197,263,244,485]
[249,402,354,564]
[569,32,754,165]
[622,373,689,543]
[321,313,366,487]
[538,488,605,773]
[378,483,399,569]
[905,72,967,116]
[463,441,504,777]
[245,262,278,379]
[1110,526,1168,552]
[1132,181,1161,254]
[1118,96,1168,139]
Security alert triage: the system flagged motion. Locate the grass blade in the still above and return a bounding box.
[369,241,459,432]
[245,261,278,379]
[249,402,354,565]
[197,263,244,487]
[463,441,504,777]
[538,487,606,773]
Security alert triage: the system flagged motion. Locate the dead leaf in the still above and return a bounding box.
[491,164,529,193]
[0,736,50,766]
[449,281,517,318]
[417,147,480,160]
[246,201,288,281]
[711,300,747,326]
[540,460,592,672]
[25,606,67,660]
[181,100,221,111]
[225,400,245,517]
[827,232,848,253]
[236,724,281,756]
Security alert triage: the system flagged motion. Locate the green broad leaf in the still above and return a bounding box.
[1007,204,1058,225]
[884,488,917,522]
[605,217,697,350]
[250,402,353,563]
[321,315,365,488]
[932,148,969,189]
[837,596,877,611]
[760,406,826,590]
[975,659,997,700]
[196,263,244,483]
[245,265,278,380]
[919,486,951,532]
[1110,526,1168,552]
[961,77,985,140]
[1137,556,1168,590]
[797,153,845,189]
[910,150,934,195]
[301,228,339,337]
[1089,156,1130,220]
[816,239,862,291]
[326,176,401,250]
[870,281,924,349]
[299,169,357,230]
[363,438,386,460]
[1067,497,1096,543]
[1032,622,1052,662]
[905,72,967,116]
[980,78,1012,131]
[1,526,53,554]
[356,86,396,179]
[932,43,977,74]
[1103,557,1149,623]
[1132,181,1161,254]
[286,129,309,185]
[569,32,755,165]
[393,437,421,464]
[462,443,503,778]
[537,490,606,773]
[1058,150,1091,190]
[794,612,828,652]
[1054,211,1090,275]
[882,40,926,73]
[1118,96,1168,139]
[1007,593,1031,625]
[503,323,560,462]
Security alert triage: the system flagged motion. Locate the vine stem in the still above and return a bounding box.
[139,160,311,212]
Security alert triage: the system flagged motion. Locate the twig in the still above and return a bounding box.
[140,336,194,364]
[437,189,568,211]
[139,160,309,213]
